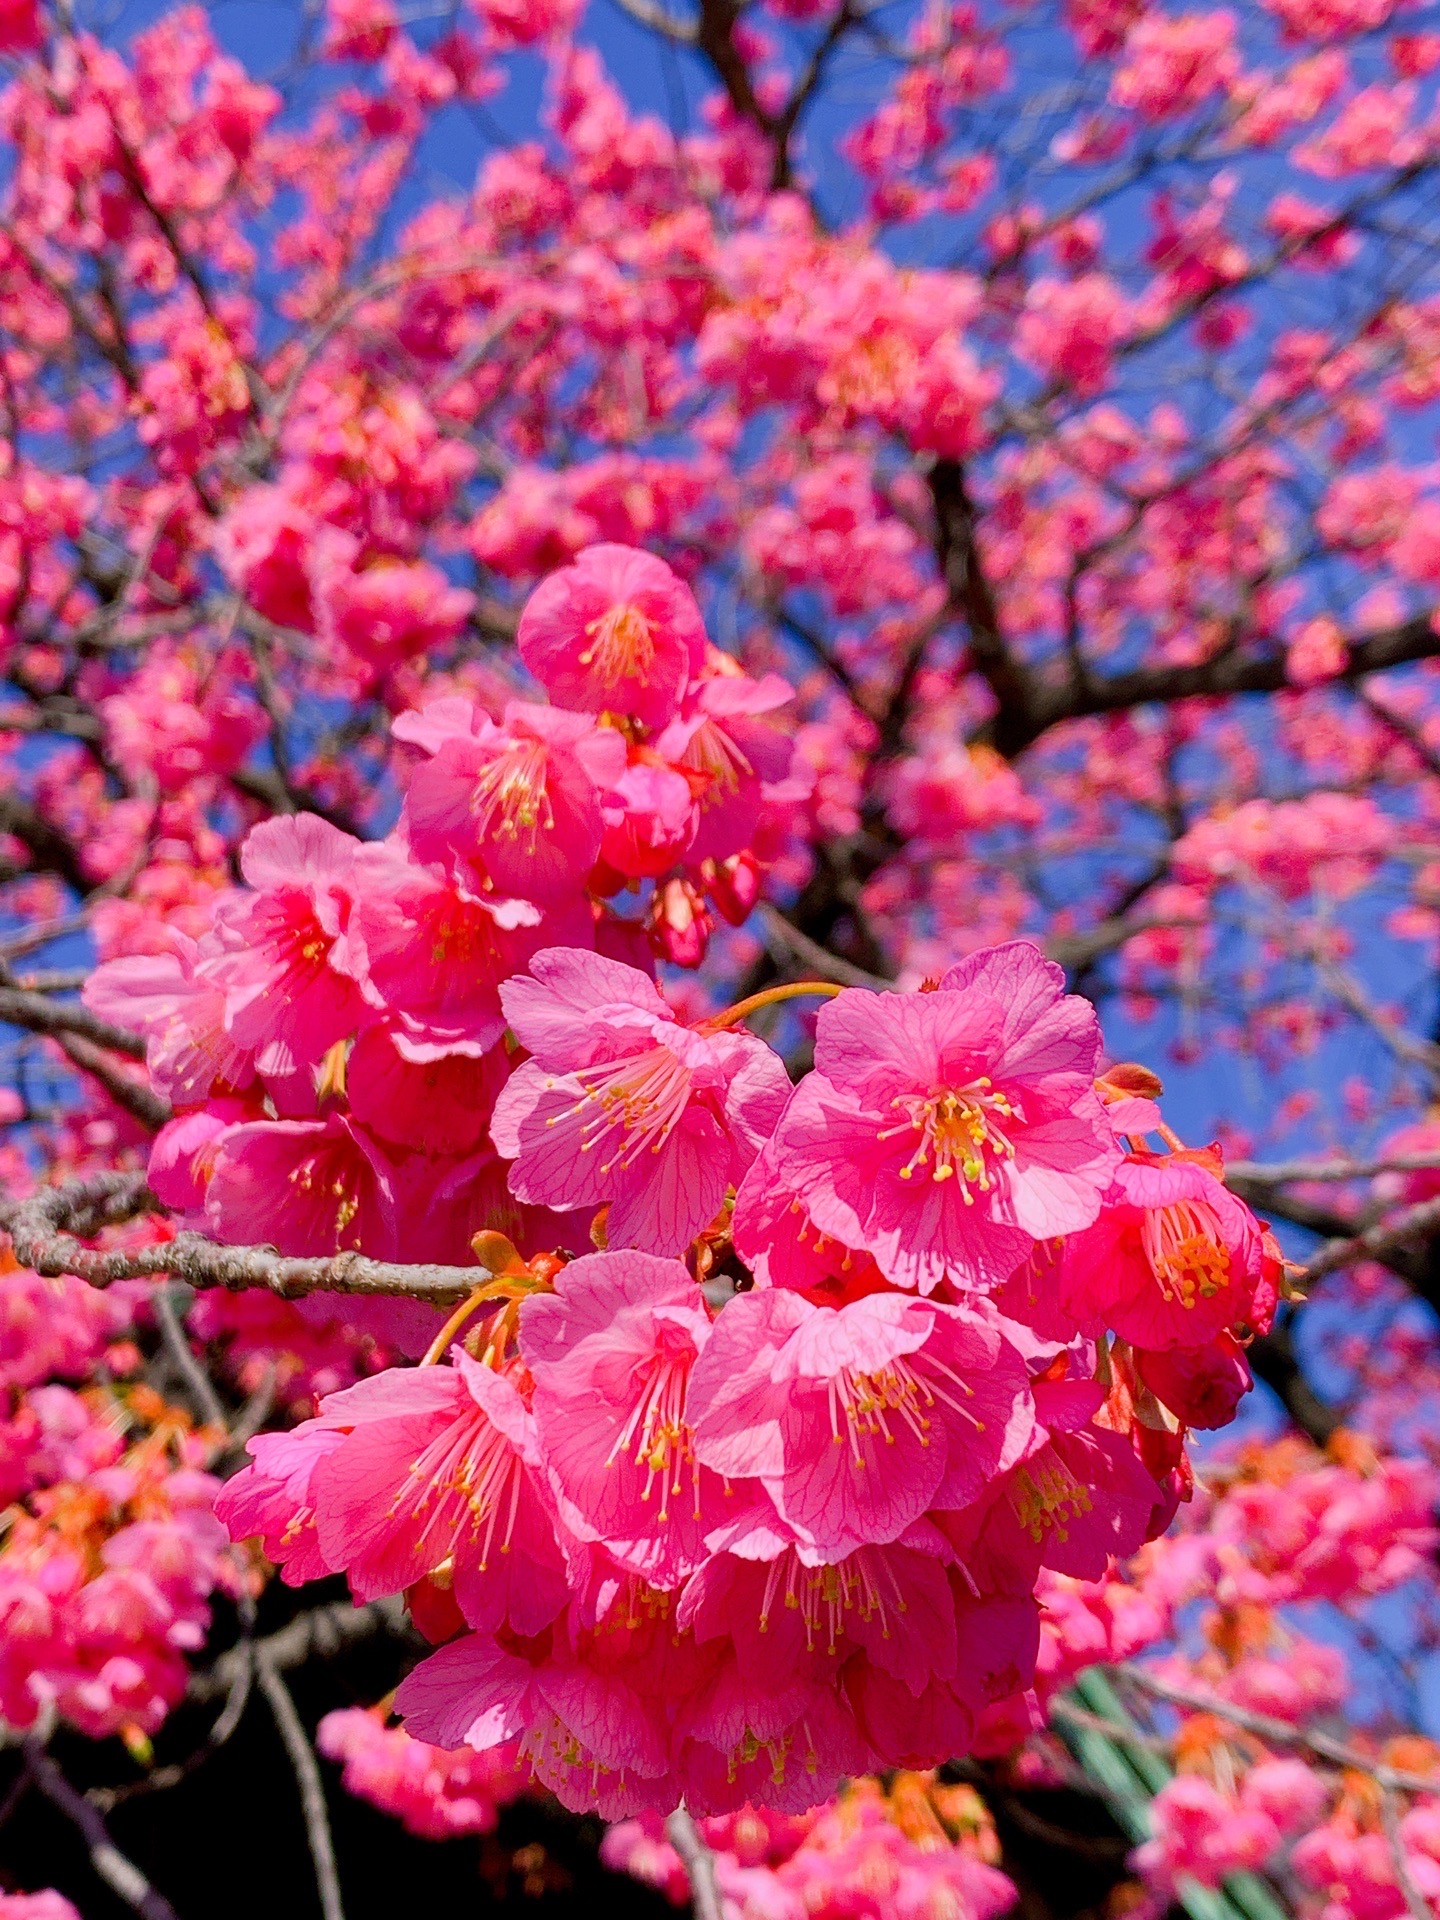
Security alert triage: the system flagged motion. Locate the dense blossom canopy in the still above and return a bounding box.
[4,0,1440,1917]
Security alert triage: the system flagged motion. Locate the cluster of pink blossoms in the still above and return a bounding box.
[0,1357,239,1742]
[1047,1432,1440,1920]
[605,1777,1017,1920]
[316,1707,534,1839]
[82,551,1276,1815]
[83,540,806,1353]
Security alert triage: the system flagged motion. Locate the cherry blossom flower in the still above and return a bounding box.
[206,814,371,1079]
[1055,1151,1268,1351]
[398,697,627,905]
[519,1250,738,1585]
[220,1352,568,1632]
[517,543,707,730]
[760,944,1119,1294]
[688,1287,1034,1557]
[491,948,790,1255]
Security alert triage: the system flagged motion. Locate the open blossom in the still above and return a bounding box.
[688,1287,1035,1557]
[84,932,256,1106]
[398,697,626,904]
[678,1526,964,1704]
[517,542,707,730]
[654,670,797,864]
[202,1114,402,1259]
[205,814,371,1078]
[217,1349,568,1633]
[1054,1150,1268,1350]
[520,1250,737,1585]
[758,944,1119,1295]
[394,1627,674,1818]
[490,947,791,1255]
[344,836,550,1057]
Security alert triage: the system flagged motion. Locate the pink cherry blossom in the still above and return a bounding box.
[490,947,790,1255]
[398,697,626,903]
[655,670,796,864]
[516,542,707,730]
[394,1629,671,1819]
[519,1249,736,1585]
[316,1707,532,1838]
[1055,1151,1267,1351]
[688,1287,1034,1557]
[84,932,255,1106]
[761,944,1119,1294]
[206,814,371,1078]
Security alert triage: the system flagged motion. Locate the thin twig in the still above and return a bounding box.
[23,1743,182,1920]
[666,1807,725,1920]
[1227,1154,1440,1186]
[1120,1668,1440,1794]
[228,1362,278,1450]
[92,1646,255,1813]
[188,1598,409,1705]
[152,1285,229,1432]
[758,905,892,988]
[256,1655,346,1920]
[1382,1784,1433,1920]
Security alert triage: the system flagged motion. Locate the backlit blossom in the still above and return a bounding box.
[491,947,790,1255]
[761,944,1119,1294]
[517,543,707,730]
[688,1287,1034,1557]
[1055,1151,1267,1350]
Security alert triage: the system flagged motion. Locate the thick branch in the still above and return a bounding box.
[1247,1321,1341,1445]
[975,610,1440,759]
[696,0,776,138]
[1299,1193,1440,1285]
[48,1032,172,1130]
[929,460,1034,756]
[4,1171,487,1303]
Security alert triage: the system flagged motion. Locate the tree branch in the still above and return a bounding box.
[1119,1668,1440,1794]
[189,1599,409,1706]
[4,1171,488,1303]
[974,609,1440,759]
[1246,1320,1342,1445]
[0,984,146,1057]
[46,1032,172,1130]
[0,790,89,894]
[22,1744,183,1920]
[1299,1193,1440,1285]
[666,1808,726,1920]
[929,460,1034,758]
[256,1655,346,1920]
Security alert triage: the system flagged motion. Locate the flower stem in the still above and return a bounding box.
[703,979,846,1031]
[421,1284,495,1366]
[419,1271,551,1366]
